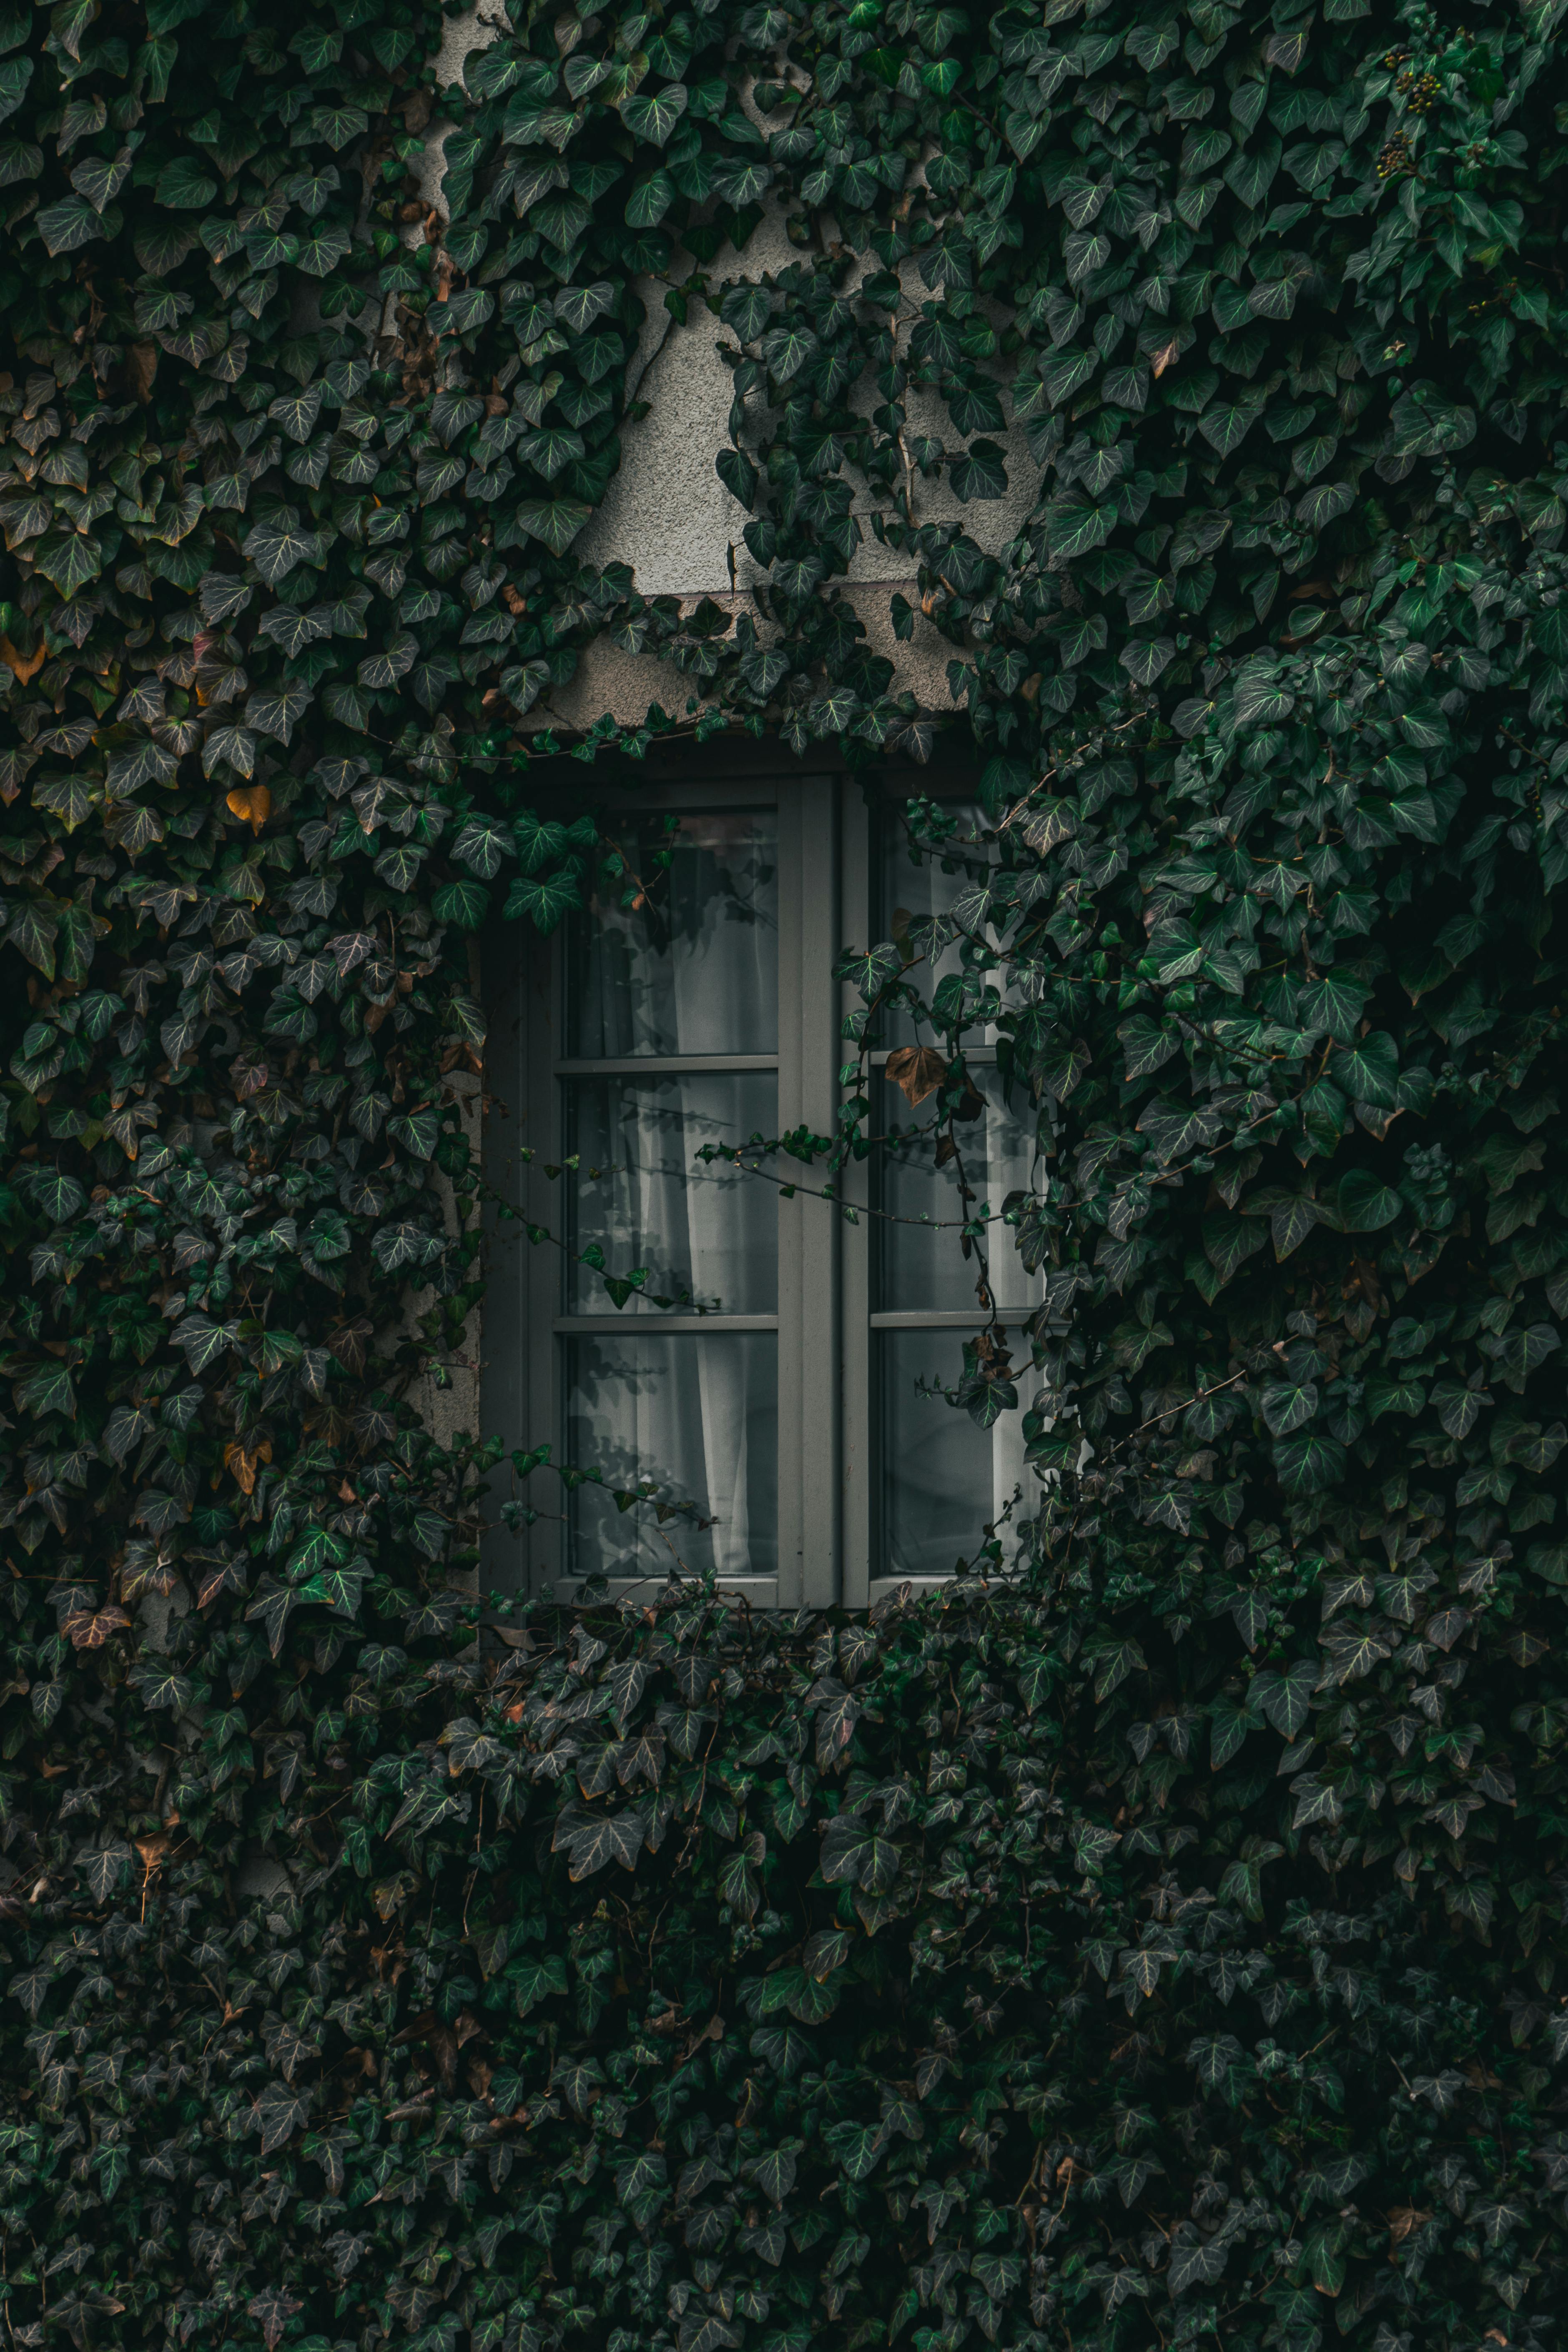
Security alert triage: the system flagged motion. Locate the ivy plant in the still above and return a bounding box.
[1,0,1568,2349]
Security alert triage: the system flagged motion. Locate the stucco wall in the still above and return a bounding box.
[425,8,1041,731]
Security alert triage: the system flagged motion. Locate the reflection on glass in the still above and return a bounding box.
[879,799,992,1047]
[567,812,779,1058]
[878,1066,1040,1312]
[880,1330,1026,1579]
[567,1334,778,1581]
[564,1074,776,1313]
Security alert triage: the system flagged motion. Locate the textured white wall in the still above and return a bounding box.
[423,9,1041,725]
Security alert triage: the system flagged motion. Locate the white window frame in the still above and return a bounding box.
[481,750,1011,1612]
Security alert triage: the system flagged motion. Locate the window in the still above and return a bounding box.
[483,758,1039,1608]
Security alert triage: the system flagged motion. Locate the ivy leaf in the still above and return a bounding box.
[1296,971,1369,1038]
[1120,635,1176,684]
[128,1663,194,1712]
[1050,495,1119,559]
[1249,1660,1317,1739]
[245,1574,299,1659]
[70,142,133,213]
[268,385,324,444]
[15,1362,75,1418]
[552,1805,647,1880]
[716,446,757,508]
[721,283,773,341]
[1199,391,1267,455]
[1329,1169,1403,1233]
[433,877,489,928]
[821,2119,888,2181]
[820,1813,899,1893]
[242,517,325,586]
[739,647,789,698]
[947,439,1008,502]
[310,104,369,149]
[510,498,592,554]
[620,83,688,144]
[1168,2231,1231,2295]
[554,281,616,334]
[35,531,103,599]
[1431,1381,1485,1440]
[26,1167,84,1223]
[36,192,112,252]
[751,2145,798,2206]
[1272,1430,1347,1496]
[1329,1031,1400,1108]
[759,323,819,382]
[155,156,216,207]
[1259,1378,1318,1437]
[623,167,673,226]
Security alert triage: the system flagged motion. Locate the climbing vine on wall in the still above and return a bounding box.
[3,0,1568,2347]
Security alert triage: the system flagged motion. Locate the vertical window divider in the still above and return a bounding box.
[776,776,840,1611]
[526,924,564,1594]
[840,783,872,1613]
[479,917,560,1600]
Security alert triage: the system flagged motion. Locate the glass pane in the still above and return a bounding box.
[567,811,779,1057]
[567,1333,778,1581]
[564,1074,776,1313]
[878,799,992,1047]
[880,1330,1026,1579]
[878,1067,1040,1313]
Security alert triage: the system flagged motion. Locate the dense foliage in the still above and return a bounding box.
[2,0,1568,2346]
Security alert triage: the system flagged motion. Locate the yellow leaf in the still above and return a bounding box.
[226,783,271,834]
[0,635,47,684]
[223,1437,272,1495]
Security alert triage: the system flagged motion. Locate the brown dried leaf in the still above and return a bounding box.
[125,340,159,403]
[885,1045,947,1107]
[62,1604,131,1649]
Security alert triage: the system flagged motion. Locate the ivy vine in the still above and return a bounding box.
[2,0,1568,2349]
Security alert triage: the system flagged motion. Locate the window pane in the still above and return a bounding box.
[567,1333,777,1581]
[567,812,779,1057]
[878,800,992,1047]
[564,1074,776,1313]
[880,1330,1026,1579]
[878,1067,1040,1313]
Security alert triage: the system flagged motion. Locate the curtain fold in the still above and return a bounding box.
[881,1069,1041,1313]
[569,1334,778,1581]
[564,813,780,1580]
[569,814,778,1057]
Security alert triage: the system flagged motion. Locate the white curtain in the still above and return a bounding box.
[881,1329,1029,1581]
[566,816,779,1582]
[882,1072,1041,1313]
[569,814,778,1058]
[569,1332,777,1583]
